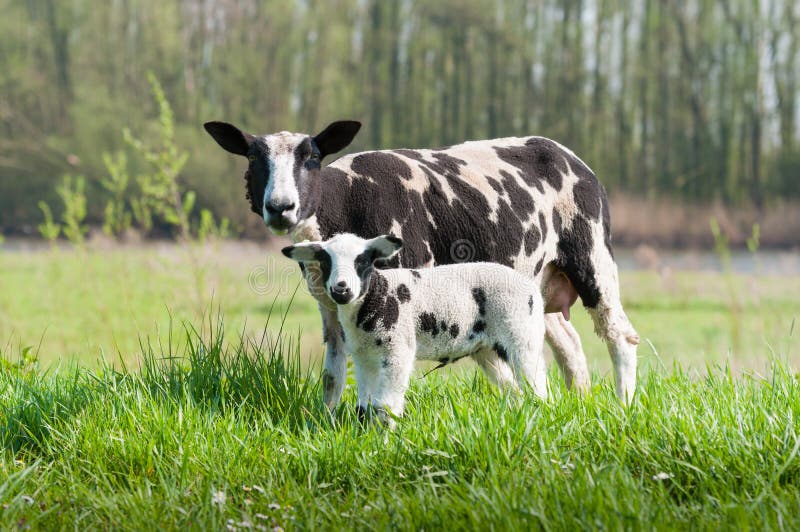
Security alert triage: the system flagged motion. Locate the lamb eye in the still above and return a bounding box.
[310,153,320,161]
[248,155,256,162]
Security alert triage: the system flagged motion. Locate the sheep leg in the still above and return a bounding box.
[473,349,517,390]
[319,304,347,411]
[507,330,548,401]
[583,233,640,404]
[352,352,379,423]
[371,347,415,429]
[544,313,590,393]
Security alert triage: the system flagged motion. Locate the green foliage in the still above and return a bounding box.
[123,72,191,239]
[3,0,800,233]
[198,208,231,242]
[37,202,61,244]
[100,151,132,237]
[56,175,88,245]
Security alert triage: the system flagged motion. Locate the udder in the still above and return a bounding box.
[541,263,578,320]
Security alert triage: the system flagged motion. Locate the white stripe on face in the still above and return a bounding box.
[261,132,306,229]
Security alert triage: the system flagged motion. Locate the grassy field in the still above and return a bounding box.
[1,242,799,374]
[1,242,799,529]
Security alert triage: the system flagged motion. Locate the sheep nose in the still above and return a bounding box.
[330,282,353,304]
[265,201,296,215]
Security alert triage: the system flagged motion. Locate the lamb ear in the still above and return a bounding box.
[313,120,361,159]
[368,235,403,260]
[203,121,256,156]
[281,243,323,263]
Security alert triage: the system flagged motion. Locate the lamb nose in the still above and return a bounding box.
[336,281,348,289]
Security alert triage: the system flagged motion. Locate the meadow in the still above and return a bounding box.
[1,242,799,529]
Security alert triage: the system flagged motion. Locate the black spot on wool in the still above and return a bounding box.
[472,287,487,315]
[351,151,414,181]
[396,284,411,303]
[524,225,541,256]
[528,295,534,314]
[472,320,486,334]
[493,343,509,362]
[534,257,544,275]
[356,273,400,332]
[555,215,602,308]
[449,324,460,338]
[419,312,439,336]
[494,137,568,193]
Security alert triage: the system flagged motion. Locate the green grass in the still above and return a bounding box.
[1,243,799,374]
[1,243,799,528]
[1,319,799,529]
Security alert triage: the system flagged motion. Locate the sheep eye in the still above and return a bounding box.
[248,155,256,162]
[310,153,320,161]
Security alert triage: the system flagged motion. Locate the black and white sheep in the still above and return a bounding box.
[204,120,640,406]
[282,233,547,425]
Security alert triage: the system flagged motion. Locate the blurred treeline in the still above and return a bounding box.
[1,0,799,236]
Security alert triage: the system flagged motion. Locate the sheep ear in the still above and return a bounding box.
[313,120,361,159]
[281,243,323,263]
[204,121,256,156]
[368,235,403,260]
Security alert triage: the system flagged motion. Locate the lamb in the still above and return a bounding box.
[282,233,547,425]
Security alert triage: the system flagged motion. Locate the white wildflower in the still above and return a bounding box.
[212,490,227,506]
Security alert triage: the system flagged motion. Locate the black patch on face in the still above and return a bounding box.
[493,342,509,362]
[528,295,534,314]
[352,151,413,181]
[472,287,487,316]
[354,249,376,282]
[449,324,459,338]
[419,312,439,336]
[396,284,411,303]
[244,140,271,214]
[304,248,333,288]
[356,272,399,332]
[555,215,601,308]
